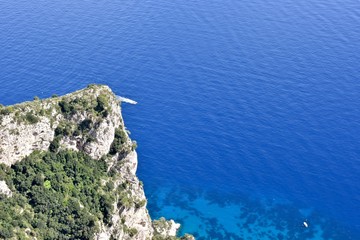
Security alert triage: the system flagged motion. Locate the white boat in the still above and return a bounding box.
[116,96,137,105]
[303,221,309,228]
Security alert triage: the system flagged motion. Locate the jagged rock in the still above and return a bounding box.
[0,85,121,165]
[0,180,12,197]
[153,218,181,237]
[0,85,194,240]
[0,115,54,165]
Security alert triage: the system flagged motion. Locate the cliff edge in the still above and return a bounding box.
[0,85,193,240]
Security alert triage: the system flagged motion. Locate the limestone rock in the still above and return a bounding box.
[0,180,12,197]
[0,84,193,240]
[0,85,121,165]
[153,218,181,238]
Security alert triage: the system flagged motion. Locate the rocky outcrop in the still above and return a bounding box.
[0,114,54,165]
[94,149,154,240]
[0,180,12,197]
[0,85,121,165]
[0,85,192,240]
[153,218,181,237]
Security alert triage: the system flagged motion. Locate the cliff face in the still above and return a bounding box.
[0,85,120,166]
[0,85,192,240]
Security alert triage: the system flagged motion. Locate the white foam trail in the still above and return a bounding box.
[116,96,137,104]
[303,221,309,228]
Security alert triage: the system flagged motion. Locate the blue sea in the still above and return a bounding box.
[1,0,360,239]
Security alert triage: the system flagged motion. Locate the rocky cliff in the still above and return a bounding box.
[0,85,193,240]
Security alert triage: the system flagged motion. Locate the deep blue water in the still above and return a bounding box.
[1,0,360,238]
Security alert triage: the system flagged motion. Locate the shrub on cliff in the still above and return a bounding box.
[25,112,40,124]
[95,94,108,113]
[49,136,61,152]
[109,127,127,155]
[0,106,14,115]
[58,100,71,114]
[1,150,113,239]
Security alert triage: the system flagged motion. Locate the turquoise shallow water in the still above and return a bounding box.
[146,186,354,239]
[1,0,360,238]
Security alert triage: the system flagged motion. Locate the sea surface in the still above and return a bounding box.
[1,0,360,239]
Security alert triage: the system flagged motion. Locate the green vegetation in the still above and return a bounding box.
[0,85,189,239]
[152,218,195,240]
[152,235,194,240]
[0,85,114,128]
[58,93,111,119]
[0,150,115,239]
[135,199,147,209]
[11,111,41,125]
[153,217,168,231]
[49,136,61,152]
[132,141,138,151]
[0,104,41,125]
[109,127,127,155]
[79,119,92,132]
[0,106,14,115]
[87,84,97,89]
[51,118,97,152]
[95,95,109,113]
[125,227,138,237]
[54,122,74,137]
[113,181,133,209]
[152,236,178,240]
[24,112,40,124]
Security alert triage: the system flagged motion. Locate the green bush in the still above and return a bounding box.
[58,100,71,114]
[118,191,133,208]
[0,106,14,115]
[1,150,111,238]
[109,128,127,155]
[49,136,61,152]
[132,141,138,151]
[135,199,146,208]
[95,94,109,113]
[106,181,115,191]
[55,123,73,137]
[127,227,138,237]
[73,129,81,136]
[79,119,92,132]
[25,112,40,124]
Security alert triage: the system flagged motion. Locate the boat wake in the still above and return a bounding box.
[116,96,137,105]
